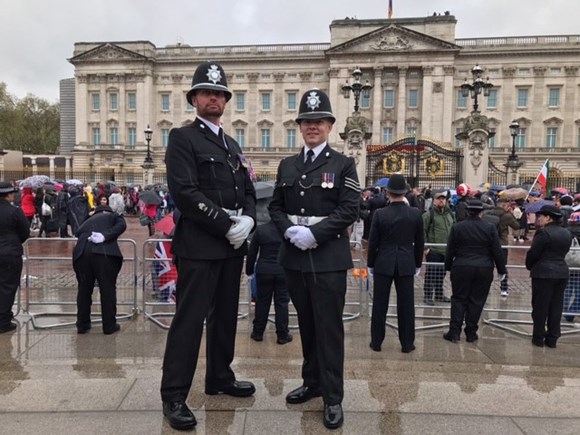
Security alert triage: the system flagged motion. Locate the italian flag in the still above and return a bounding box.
[536,159,549,196]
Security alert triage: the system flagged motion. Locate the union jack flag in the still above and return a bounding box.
[152,240,177,302]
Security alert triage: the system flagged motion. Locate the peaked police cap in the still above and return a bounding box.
[186,61,232,104]
[296,89,336,124]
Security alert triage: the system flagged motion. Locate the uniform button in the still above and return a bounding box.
[210,157,215,161]
[235,186,239,190]
[301,175,306,180]
[232,170,235,174]
[337,234,341,238]
[300,208,305,214]
[300,191,305,196]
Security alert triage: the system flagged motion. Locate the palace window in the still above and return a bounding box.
[516,128,526,149]
[92,127,100,145]
[261,93,271,111]
[161,94,171,112]
[235,93,245,111]
[548,87,560,107]
[109,93,118,111]
[161,129,169,147]
[91,93,100,111]
[128,127,136,147]
[517,88,528,108]
[457,89,467,109]
[486,89,497,109]
[287,92,297,111]
[109,127,118,145]
[383,89,395,108]
[546,127,558,148]
[127,92,136,111]
[286,128,296,149]
[261,128,271,149]
[382,127,393,144]
[235,128,245,147]
[408,89,418,108]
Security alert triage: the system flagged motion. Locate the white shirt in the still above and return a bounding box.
[304,142,327,163]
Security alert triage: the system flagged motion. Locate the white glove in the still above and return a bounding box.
[367,267,374,276]
[226,215,254,248]
[247,274,255,281]
[499,273,507,281]
[284,225,301,240]
[88,232,105,244]
[414,267,421,277]
[513,208,523,219]
[289,226,317,250]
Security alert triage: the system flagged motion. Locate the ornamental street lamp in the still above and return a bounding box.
[505,119,523,184]
[342,67,373,113]
[141,125,155,170]
[460,64,494,112]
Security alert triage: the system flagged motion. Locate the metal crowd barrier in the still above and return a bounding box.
[23,237,138,329]
[141,238,252,329]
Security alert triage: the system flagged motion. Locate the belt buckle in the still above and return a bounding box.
[297,216,309,226]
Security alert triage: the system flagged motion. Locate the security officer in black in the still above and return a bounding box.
[161,62,257,431]
[269,89,360,430]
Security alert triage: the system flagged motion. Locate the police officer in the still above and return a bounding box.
[269,89,360,430]
[161,62,257,431]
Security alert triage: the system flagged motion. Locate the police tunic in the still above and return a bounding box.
[269,144,360,406]
[161,118,256,403]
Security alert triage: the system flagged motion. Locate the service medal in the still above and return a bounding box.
[327,173,335,189]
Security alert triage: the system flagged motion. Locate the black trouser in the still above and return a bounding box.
[0,255,23,328]
[423,251,446,301]
[500,248,509,292]
[253,273,290,337]
[161,257,243,403]
[285,269,346,406]
[532,278,568,343]
[73,251,122,332]
[371,273,415,350]
[449,266,493,336]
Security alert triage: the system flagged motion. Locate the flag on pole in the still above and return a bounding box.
[388,0,393,18]
[536,159,549,195]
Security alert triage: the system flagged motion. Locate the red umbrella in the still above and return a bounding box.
[155,213,175,236]
[552,187,569,195]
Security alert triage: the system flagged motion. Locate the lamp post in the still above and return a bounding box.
[342,67,373,113]
[460,64,494,112]
[505,120,523,184]
[141,125,156,184]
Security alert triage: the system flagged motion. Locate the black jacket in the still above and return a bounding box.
[269,145,360,272]
[445,216,506,273]
[367,201,425,276]
[246,221,284,275]
[165,119,256,260]
[73,208,127,263]
[526,222,572,278]
[0,199,29,256]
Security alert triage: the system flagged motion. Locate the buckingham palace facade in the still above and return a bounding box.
[64,13,580,189]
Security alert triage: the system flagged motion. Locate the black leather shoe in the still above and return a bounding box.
[77,325,91,334]
[369,342,381,352]
[0,322,17,333]
[401,345,416,353]
[435,296,451,303]
[103,324,120,335]
[205,380,255,397]
[163,400,197,430]
[324,403,344,429]
[544,339,557,349]
[423,298,435,306]
[443,332,460,343]
[286,385,322,404]
[532,338,544,347]
[466,333,478,343]
[277,334,293,345]
[250,331,263,342]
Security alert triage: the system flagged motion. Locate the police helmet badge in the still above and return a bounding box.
[306,91,321,111]
[206,64,222,84]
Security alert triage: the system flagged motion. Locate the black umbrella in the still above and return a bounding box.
[139,190,162,205]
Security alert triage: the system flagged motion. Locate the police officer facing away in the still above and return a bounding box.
[161,62,257,430]
[269,89,360,429]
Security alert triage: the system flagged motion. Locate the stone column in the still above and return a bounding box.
[421,66,434,137]
[372,67,383,141]
[396,67,407,136]
[442,66,455,144]
[65,157,72,179]
[49,157,55,179]
[459,112,492,187]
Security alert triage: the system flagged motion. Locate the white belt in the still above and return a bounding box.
[223,207,243,217]
[288,214,327,226]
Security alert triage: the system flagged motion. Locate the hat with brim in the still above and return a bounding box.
[295,89,336,124]
[0,182,17,194]
[295,111,336,123]
[186,62,232,104]
[386,174,408,195]
[433,189,447,199]
[536,204,563,218]
[466,199,484,210]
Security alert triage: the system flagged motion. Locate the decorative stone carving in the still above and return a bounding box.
[77,74,88,84]
[422,66,434,75]
[273,72,285,82]
[443,65,455,75]
[299,72,312,82]
[370,31,412,51]
[328,68,340,78]
[565,66,579,76]
[247,72,259,82]
[340,111,370,149]
[456,111,492,176]
[533,66,547,77]
[433,81,443,93]
[502,67,516,78]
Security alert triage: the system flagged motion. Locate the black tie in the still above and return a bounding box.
[305,149,314,169]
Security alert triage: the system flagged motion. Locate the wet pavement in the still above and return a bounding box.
[2,217,580,434]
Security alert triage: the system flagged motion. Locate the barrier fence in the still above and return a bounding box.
[16,236,580,337]
[23,238,138,329]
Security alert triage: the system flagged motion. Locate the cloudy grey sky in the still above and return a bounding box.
[1,0,578,102]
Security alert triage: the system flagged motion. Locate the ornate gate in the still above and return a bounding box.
[487,159,507,186]
[365,136,462,189]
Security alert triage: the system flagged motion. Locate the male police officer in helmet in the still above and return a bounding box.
[269,89,360,429]
[161,61,257,430]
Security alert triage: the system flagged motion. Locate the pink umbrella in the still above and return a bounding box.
[155,213,175,236]
[552,187,569,195]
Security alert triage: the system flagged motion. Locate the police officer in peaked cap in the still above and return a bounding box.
[161,61,257,430]
[269,88,360,429]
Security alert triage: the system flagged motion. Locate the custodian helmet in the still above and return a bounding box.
[295,88,336,124]
[186,61,232,104]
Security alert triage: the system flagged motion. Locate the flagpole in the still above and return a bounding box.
[525,158,548,200]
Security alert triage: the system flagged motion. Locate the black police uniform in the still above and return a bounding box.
[161,117,256,403]
[269,143,360,406]
[0,195,29,330]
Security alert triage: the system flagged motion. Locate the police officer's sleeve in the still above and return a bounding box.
[268,159,294,236]
[14,207,30,243]
[444,225,456,271]
[414,212,425,267]
[308,157,360,244]
[165,128,233,238]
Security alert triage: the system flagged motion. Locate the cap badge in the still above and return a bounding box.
[306,91,321,111]
[206,65,222,84]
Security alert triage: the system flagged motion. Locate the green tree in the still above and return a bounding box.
[0,82,60,154]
